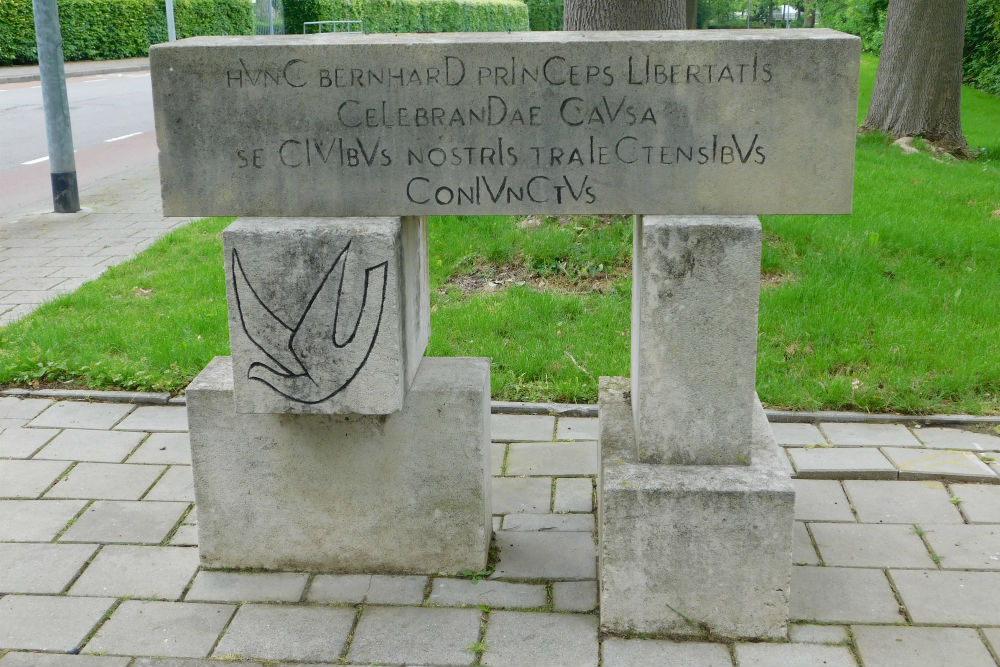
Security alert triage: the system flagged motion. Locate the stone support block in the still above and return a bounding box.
[223,217,429,415]
[185,356,490,574]
[632,215,761,465]
[598,377,794,639]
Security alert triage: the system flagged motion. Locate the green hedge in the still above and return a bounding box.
[964,0,1000,95]
[0,0,253,65]
[523,0,560,31]
[286,0,527,36]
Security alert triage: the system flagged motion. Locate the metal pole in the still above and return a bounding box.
[747,0,751,28]
[166,0,177,41]
[31,0,79,212]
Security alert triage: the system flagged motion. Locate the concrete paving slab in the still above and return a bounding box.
[34,429,144,462]
[844,480,963,523]
[0,426,59,458]
[307,574,426,604]
[0,543,97,594]
[45,462,164,500]
[0,499,86,541]
[820,423,921,447]
[734,642,857,667]
[482,611,598,667]
[492,531,596,580]
[0,459,71,497]
[790,567,904,623]
[556,417,598,440]
[892,569,1000,624]
[552,580,597,612]
[881,447,997,482]
[491,442,505,476]
[185,572,308,603]
[793,522,819,565]
[490,414,555,442]
[920,524,1000,569]
[789,623,849,644]
[212,604,355,662]
[143,466,194,502]
[126,433,192,465]
[491,477,551,514]
[114,406,188,432]
[0,397,54,420]
[59,500,188,544]
[789,446,896,479]
[429,578,546,608]
[68,545,199,599]
[852,625,996,667]
[501,513,594,532]
[28,402,133,430]
[984,629,1000,660]
[347,606,481,666]
[169,524,199,546]
[84,600,234,658]
[770,422,827,446]
[810,523,936,568]
[0,595,115,651]
[793,479,855,522]
[602,638,732,666]
[506,441,598,475]
[914,427,1000,451]
[553,477,593,512]
[0,653,129,666]
[951,483,1000,523]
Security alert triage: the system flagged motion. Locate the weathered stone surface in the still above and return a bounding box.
[598,377,794,639]
[151,31,859,217]
[631,216,760,465]
[185,356,490,573]
[223,217,428,415]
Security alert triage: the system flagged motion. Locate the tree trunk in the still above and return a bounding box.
[687,0,698,28]
[564,0,688,30]
[861,0,969,156]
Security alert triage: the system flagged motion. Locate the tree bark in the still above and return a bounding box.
[861,0,969,156]
[564,0,688,30]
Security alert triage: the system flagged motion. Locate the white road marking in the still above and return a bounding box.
[105,131,143,143]
[22,156,49,165]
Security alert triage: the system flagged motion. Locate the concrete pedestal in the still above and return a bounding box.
[598,377,794,639]
[186,355,491,574]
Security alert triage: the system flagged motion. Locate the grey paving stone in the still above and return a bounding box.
[789,623,849,644]
[770,422,827,446]
[491,442,505,476]
[491,477,551,514]
[821,422,921,447]
[490,414,555,442]
[735,642,857,667]
[793,522,819,565]
[347,606,481,666]
[45,462,165,500]
[85,600,234,658]
[921,524,1000,569]
[114,405,188,432]
[0,426,59,458]
[69,545,199,599]
[601,638,732,667]
[852,625,995,667]
[0,459,71,497]
[0,653,129,666]
[506,441,598,476]
[892,569,1000,624]
[130,660,264,667]
[492,531,596,580]
[501,513,594,532]
[952,483,1000,523]
[169,524,199,546]
[881,447,997,482]
[553,580,596,612]
[0,499,85,541]
[553,477,593,513]
[186,571,308,602]
[429,578,546,608]
[793,479,855,522]
[984,629,1000,659]
[0,595,115,651]
[35,429,144,463]
[213,604,355,662]
[28,402,133,430]
[788,447,896,479]
[0,543,97,594]
[144,466,194,501]
[127,433,193,465]
[811,523,935,568]
[556,417,598,441]
[844,480,963,523]
[914,427,1000,451]
[790,567,904,623]
[0,396,53,419]
[60,500,188,544]
[482,611,598,667]
[308,574,426,604]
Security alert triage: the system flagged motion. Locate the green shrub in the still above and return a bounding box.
[964,0,1000,95]
[0,0,37,64]
[523,0,560,30]
[286,0,527,36]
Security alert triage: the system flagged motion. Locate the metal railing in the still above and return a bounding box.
[303,20,363,34]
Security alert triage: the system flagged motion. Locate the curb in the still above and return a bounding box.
[0,61,150,85]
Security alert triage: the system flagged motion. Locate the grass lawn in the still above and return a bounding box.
[1,55,999,413]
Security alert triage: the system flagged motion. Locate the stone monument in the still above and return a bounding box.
[151,29,859,634]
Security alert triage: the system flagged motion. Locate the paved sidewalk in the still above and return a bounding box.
[2,397,1000,666]
[0,58,149,85]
